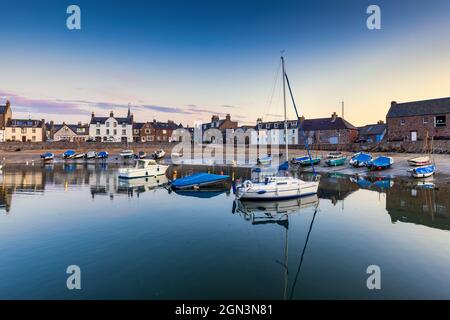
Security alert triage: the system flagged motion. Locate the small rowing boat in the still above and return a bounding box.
[349,152,372,167]
[325,156,347,167]
[136,151,147,159]
[96,151,109,159]
[73,153,85,159]
[41,152,54,162]
[408,164,435,178]
[85,151,97,159]
[407,156,430,166]
[120,150,134,159]
[327,151,344,159]
[152,149,165,159]
[62,150,76,159]
[292,156,321,166]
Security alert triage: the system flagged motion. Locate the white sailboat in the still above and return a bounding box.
[235,55,319,200]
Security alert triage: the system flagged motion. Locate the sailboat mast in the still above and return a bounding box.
[281,55,288,160]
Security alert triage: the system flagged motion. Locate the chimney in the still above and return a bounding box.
[50,120,54,127]
[331,112,338,121]
[153,119,156,123]
[256,118,262,124]
[78,121,82,126]
[377,120,384,124]
[226,114,231,121]
[211,115,219,122]
[5,100,10,108]
[91,112,95,118]
[300,115,305,123]
[110,111,114,118]
[391,101,397,107]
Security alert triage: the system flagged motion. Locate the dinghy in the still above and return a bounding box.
[327,151,344,159]
[73,153,85,159]
[407,156,431,166]
[41,152,54,162]
[118,159,168,179]
[367,156,394,171]
[349,152,372,167]
[325,156,347,167]
[408,164,435,178]
[152,149,165,159]
[135,151,147,159]
[170,173,230,190]
[96,151,109,159]
[120,150,134,159]
[62,150,76,159]
[85,151,97,159]
[291,155,321,166]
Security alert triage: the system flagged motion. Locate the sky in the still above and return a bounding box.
[0,0,450,127]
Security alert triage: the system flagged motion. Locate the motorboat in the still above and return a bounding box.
[325,156,347,167]
[170,173,230,190]
[408,164,435,178]
[120,150,134,159]
[135,151,147,159]
[367,156,394,171]
[62,150,76,159]
[152,149,165,159]
[349,152,372,167]
[291,155,321,166]
[85,151,97,159]
[96,151,109,159]
[407,156,431,166]
[40,152,54,162]
[235,176,319,201]
[118,159,168,179]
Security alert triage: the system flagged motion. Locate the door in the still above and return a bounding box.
[22,136,26,142]
[411,131,417,141]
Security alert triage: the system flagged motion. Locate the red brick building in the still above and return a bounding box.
[386,97,450,141]
[134,120,182,142]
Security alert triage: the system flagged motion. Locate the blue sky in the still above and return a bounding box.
[1,0,450,126]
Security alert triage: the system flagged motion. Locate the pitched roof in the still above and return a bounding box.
[358,124,386,136]
[54,123,89,135]
[90,116,132,125]
[386,97,450,118]
[151,121,180,130]
[7,119,44,128]
[302,117,357,131]
[133,122,145,130]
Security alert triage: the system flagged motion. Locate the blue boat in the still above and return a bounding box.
[408,164,435,178]
[349,152,372,167]
[278,161,289,171]
[96,151,109,159]
[170,173,230,190]
[40,152,54,162]
[62,150,76,159]
[367,156,394,171]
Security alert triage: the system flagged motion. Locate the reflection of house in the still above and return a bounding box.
[357,122,386,143]
[53,122,89,142]
[0,100,12,142]
[386,97,450,142]
[89,109,133,142]
[0,186,13,213]
[318,174,359,204]
[386,184,450,231]
[5,119,46,142]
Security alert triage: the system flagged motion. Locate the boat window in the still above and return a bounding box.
[137,161,146,168]
[277,182,287,185]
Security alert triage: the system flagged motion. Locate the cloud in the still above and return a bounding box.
[221,105,236,108]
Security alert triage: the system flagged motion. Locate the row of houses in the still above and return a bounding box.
[1,96,449,144]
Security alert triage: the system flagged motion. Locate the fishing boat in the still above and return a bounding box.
[291,155,321,166]
[367,156,394,171]
[152,149,165,159]
[135,151,147,159]
[325,156,347,167]
[170,173,230,190]
[349,152,372,167]
[235,55,320,201]
[327,151,344,159]
[408,164,435,178]
[62,150,76,159]
[257,155,272,165]
[120,150,134,159]
[85,151,97,159]
[118,159,168,179]
[40,152,54,162]
[96,151,109,159]
[73,153,85,159]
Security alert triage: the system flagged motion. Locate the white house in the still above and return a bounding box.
[252,119,299,145]
[89,110,133,142]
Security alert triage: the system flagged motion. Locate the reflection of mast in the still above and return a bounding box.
[289,206,319,299]
[283,218,289,300]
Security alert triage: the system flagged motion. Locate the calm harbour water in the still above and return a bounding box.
[0,163,450,299]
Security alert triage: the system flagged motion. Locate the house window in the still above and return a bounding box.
[12,128,15,133]
[145,129,150,134]
[435,115,446,127]
[114,129,117,135]
[400,119,405,126]
[114,122,117,127]
[423,117,429,124]
[106,129,110,135]
[96,129,100,135]
[122,129,126,135]
[32,136,36,141]
[12,135,16,141]
[21,128,27,134]
[149,136,154,141]
[122,123,126,128]
[106,122,110,127]
[162,130,167,134]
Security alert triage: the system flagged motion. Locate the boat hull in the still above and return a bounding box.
[325,156,346,166]
[236,180,319,201]
[118,164,169,179]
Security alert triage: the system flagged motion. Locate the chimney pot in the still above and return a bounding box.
[391,101,397,107]
[110,111,114,118]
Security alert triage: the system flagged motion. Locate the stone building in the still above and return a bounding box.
[0,100,13,142]
[89,109,133,142]
[386,97,450,142]
[53,123,89,142]
[357,122,386,143]
[5,119,46,142]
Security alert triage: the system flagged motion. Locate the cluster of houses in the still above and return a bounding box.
[0,96,449,145]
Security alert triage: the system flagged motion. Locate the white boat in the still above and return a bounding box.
[407,156,430,166]
[257,155,272,165]
[236,176,319,200]
[118,159,169,179]
[85,151,97,159]
[120,150,134,159]
[152,149,166,159]
[235,55,320,201]
[172,152,183,158]
[118,175,169,190]
[73,153,85,159]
